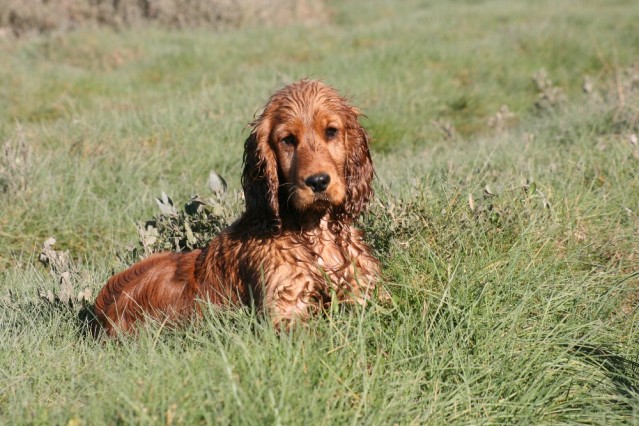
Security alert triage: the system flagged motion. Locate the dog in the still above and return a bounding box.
[93,79,380,335]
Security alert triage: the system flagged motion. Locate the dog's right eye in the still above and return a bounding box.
[282,135,297,146]
[325,127,338,140]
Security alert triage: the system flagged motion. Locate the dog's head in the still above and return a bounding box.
[242,80,374,230]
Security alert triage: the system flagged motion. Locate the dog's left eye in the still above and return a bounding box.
[325,127,338,139]
[282,135,297,146]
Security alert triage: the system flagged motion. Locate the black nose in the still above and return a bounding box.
[305,173,331,193]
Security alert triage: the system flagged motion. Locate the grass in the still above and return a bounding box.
[1,0,639,423]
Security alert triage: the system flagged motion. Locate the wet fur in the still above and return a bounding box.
[93,80,380,335]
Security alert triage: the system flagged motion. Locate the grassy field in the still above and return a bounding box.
[2,0,639,423]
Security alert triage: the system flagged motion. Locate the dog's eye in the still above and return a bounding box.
[282,135,297,146]
[325,127,338,140]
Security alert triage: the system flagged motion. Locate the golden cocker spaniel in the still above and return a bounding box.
[93,79,380,335]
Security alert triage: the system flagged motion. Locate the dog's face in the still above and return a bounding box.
[242,80,374,229]
[270,96,348,212]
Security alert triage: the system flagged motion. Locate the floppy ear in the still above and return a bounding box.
[241,117,281,231]
[343,110,374,219]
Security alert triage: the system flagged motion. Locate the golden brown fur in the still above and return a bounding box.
[93,80,380,335]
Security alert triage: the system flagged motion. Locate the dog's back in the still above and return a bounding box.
[93,251,203,336]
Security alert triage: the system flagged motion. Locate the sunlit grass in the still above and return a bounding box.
[1,0,639,423]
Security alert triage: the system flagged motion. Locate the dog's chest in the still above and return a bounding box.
[294,225,374,285]
[258,222,379,310]
[313,234,343,267]
[300,222,351,271]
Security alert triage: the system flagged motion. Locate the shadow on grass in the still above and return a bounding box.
[77,304,100,338]
[568,343,639,403]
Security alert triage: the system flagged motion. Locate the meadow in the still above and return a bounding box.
[1,0,639,423]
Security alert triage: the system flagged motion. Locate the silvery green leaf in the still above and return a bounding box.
[208,171,227,197]
[212,204,225,217]
[145,234,157,246]
[156,201,177,216]
[78,288,92,303]
[184,220,196,246]
[141,225,158,247]
[43,237,56,249]
[156,192,177,216]
[39,289,55,303]
[148,226,159,237]
[161,191,173,205]
[59,272,73,304]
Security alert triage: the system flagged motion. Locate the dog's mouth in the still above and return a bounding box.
[302,192,334,211]
[286,187,337,212]
[310,193,332,209]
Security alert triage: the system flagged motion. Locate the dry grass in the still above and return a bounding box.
[0,0,329,37]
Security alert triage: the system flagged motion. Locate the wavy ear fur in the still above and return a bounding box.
[343,109,374,219]
[241,117,280,231]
